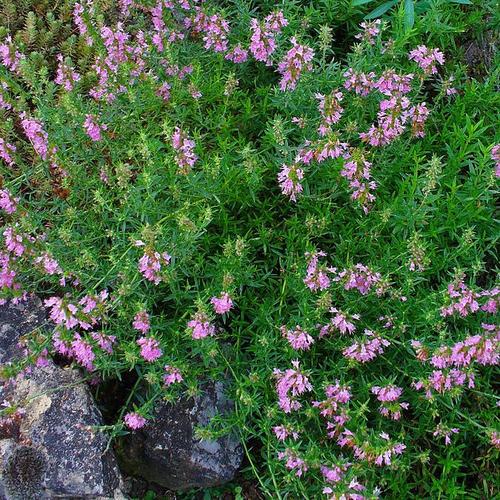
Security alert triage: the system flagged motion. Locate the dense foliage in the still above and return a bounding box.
[0,0,498,498]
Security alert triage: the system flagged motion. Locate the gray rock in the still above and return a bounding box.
[0,296,46,364]
[118,381,243,490]
[0,299,125,499]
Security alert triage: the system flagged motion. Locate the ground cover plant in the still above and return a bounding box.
[0,0,498,498]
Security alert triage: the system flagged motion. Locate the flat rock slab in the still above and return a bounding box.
[0,299,124,499]
[0,296,46,364]
[118,381,243,490]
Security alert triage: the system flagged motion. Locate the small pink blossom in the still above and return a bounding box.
[163,365,183,386]
[281,325,314,351]
[124,412,146,430]
[278,163,304,202]
[211,292,233,314]
[188,312,216,339]
[137,337,162,362]
[133,311,150,334]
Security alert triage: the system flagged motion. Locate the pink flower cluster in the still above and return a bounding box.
[273,360,312,413]
[137,336,162,362]
[355,19,381,45]
[188,311,215,339]
[316,90,344,136]
[0,189,19,214]
[338,430,406,467]
[277,448,308,477]
[171,127,197,174]
[319,308,359,337]
[313,381,351,438]
[124,412,146,430]
[281,325,314,351]
[273,424,299,441]
[210,292,233,314]
[371,384,408,420]
[202,14,230,53]
[249,12,287,65]
[0,36,24,74]
[0,83,11,110]
[343,330,390,363]
[335,264,382,295]
[225,45,248,64]
[409,45,445,75]
[45,290,109,332]
[277,163,304,202]
[83,114,107,142]
[132,310,150,334]
[54,54,81,91]
[441,279,499,317]
[163,364,183,386]
[20,113,50,160]
[277,37,314,92]
[0,138,16,166]
[492,144,500,178]
[340,149,376,213]
[303,251,332,291]
[138,248,171,284]
[433,423,459,445]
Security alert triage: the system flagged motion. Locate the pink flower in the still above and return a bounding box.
[433,423,459,445]
[124,412,146,430]
[355,19,381,45]
[133,311,151,334]
[163,365,183,386]
[319,308,359,337]
[20,113,50,160]
[71,336,95,371]
[171,127,197,174]
[278,163,304,202]
[225,45,248,64]
[84,114,106,142]
[203,14,230,53]
[0,138,16,167]
[91,332,116,354]
[0,36,24,74]
[188,312,216,339]
[277,37,314,92]
[156,82,171,101]
[371,385,409,420]
[316,91,344,136]
[273,425,299,441]
[273,360,312,413]
[304,251,332,291]
[409,45,445,75]
[138,250,171,284]
[249,19,277,65]
[281,325,314,351]
[54,54,80,91]
[137,337,162,362]
[343,330,390,363]
[335,263,382,295]
[491,144,500,178]
[343,69,376,96]
[211,292,233,314]
[0,189,19,214]
[277,448,308,477]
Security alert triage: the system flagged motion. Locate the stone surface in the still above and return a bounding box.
[0,298,124,499]
[118,381,243,490]
[0,296,46,364]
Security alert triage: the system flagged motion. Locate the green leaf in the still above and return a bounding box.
[365,0,399,19]
[352,0,375,5]
[447,0,472,4]
[404,0,415,29]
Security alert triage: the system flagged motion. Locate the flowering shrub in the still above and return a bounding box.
[0,0,498,497]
